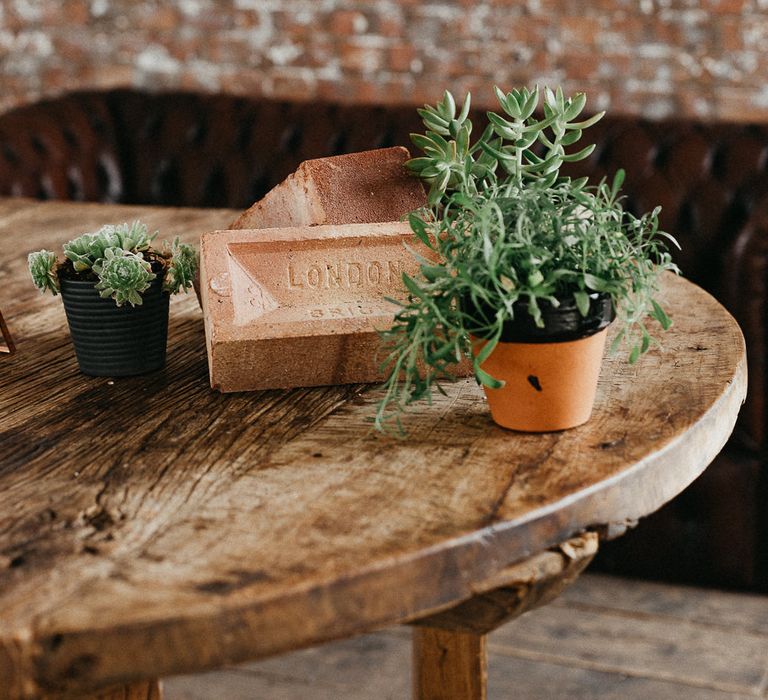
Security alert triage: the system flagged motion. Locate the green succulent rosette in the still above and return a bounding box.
[28,250,60,295]
[63,221,157,273]
[63,233,105,272]
[93,247,155,307]
[110,220,156,253]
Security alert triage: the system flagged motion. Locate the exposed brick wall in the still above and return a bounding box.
[1,0,767,121]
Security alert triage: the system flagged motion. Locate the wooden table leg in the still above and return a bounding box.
[42,679,162,699]
[413,627,486,700]
[410,533,599,699]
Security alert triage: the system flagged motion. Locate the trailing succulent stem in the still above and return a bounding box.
[28,250,60,295]
[376,86,680,433]
[163,238,198,294]
[28,220,198,308]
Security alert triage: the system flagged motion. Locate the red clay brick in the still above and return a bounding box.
[376,14,405,38]
[329,10,369,36]
[389,43,418,72]
[202,147,437,392]
[706,0,749,13]
[230,147,426,230]
[561,16,605,45]
[200,222,421,391]
[339,43,386,74]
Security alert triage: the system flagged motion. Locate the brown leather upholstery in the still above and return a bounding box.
[1,90,765,589]
[0,90,426,207]
[0,92,122,202]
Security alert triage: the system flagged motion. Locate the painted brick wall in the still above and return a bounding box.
[1,0,767,121]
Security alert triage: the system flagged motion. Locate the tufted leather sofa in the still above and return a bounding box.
[1,89,765,590]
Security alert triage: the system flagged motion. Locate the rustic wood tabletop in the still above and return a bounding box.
[0,199,747,700]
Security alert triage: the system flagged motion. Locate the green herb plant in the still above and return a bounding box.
[28,220,198,306]
[376,86,680,433]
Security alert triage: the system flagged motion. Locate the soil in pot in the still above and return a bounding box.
[59,270,170,377]
[470,293,613,432]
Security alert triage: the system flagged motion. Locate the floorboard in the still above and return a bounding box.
[163,573,768,699]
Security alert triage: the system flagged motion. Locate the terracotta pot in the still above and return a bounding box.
[470,293,613,432]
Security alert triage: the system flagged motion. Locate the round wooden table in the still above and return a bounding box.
[0,200,747,699]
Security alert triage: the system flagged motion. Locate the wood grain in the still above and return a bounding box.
[0,199,747,698]
[412,533,598,634]
[413,628,486,700]
[562,573,768,635]
[43,679,161,700]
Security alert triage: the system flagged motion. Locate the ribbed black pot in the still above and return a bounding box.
[466,291,615,343]
[59,273,170,376]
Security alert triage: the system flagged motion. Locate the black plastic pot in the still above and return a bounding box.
[466,291,614,343]
[59,273,170,376]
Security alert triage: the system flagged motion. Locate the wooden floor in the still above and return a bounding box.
[163,573,768,699]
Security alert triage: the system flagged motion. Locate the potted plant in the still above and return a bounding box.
[28,220,197,377]
[375,86,680,433]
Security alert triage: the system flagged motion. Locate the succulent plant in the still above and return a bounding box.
[406,86,604,206]
[62,233,105,273]
[93,248,154,307]
[111,220,156,252]
[63,221,157,273]
[28,250,60,295]
[28,220,197,308]
[375,85,680,432]
[163,237,198,294]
